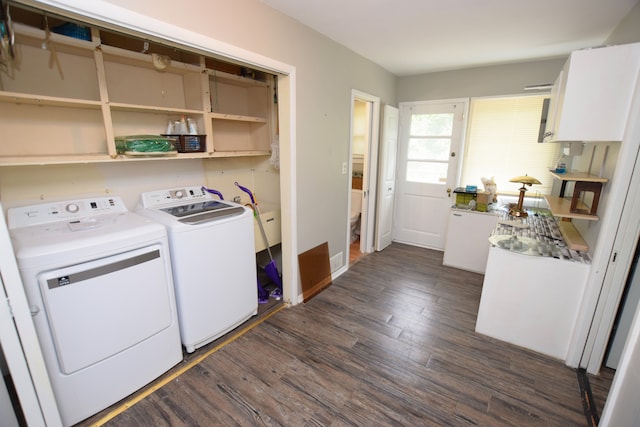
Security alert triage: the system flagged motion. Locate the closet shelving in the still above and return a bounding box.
[0,12,274,166]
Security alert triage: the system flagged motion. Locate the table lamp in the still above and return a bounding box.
[509,175,541,218]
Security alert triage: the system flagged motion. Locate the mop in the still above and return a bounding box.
[235,182,283,300]
[202,185,270,304]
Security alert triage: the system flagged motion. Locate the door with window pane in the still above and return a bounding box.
[395,100,466,249]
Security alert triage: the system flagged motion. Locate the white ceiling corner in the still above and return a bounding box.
[262,0,639,76]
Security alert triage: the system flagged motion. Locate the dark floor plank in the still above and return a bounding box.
[78,243,612,426]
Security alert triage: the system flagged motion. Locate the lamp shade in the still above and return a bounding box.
[509,175,541,185]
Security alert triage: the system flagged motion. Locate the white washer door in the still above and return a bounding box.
[37,244,174,374]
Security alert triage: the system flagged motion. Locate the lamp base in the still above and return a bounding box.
[509,185,529,218]
[509,207,528,218]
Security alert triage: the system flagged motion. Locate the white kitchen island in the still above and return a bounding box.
[475,213,591,361]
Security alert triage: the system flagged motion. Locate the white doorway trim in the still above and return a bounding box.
[348,90,381,261]
[565,74,640,373]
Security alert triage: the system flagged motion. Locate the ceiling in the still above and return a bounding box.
[262,0,639,76]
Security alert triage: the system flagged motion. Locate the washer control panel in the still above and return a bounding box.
[139,186,211,209]
[8,197,127,229]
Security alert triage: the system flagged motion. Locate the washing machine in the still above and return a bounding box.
[137,186,258,353]
[7,196,182,426]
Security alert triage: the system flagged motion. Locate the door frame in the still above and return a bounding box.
[347,90,381,259]
[566,73,640,374]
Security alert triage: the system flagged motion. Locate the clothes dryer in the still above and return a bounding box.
[137,186,258,353]
[8,197,182,426]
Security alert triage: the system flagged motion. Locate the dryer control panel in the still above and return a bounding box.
[8,197,127,229]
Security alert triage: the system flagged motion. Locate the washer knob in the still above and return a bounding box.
[174,190,184,199]
[66,203,79,213]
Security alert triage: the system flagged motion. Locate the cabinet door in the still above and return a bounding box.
[544,43,640,142]
[543,69,565,142]
[443,210,498,274]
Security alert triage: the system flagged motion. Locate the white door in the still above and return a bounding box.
[375,105,399,251]
[394,100,467,250]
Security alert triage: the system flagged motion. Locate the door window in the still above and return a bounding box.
[406,113,454,184]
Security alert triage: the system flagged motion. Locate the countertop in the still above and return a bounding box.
[488,207,590,264]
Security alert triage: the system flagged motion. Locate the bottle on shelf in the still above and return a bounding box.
[555,153,568,174]
[187,118,198,135]
[178,116,188,134]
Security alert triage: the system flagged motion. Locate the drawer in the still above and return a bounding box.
[254,208,281,253]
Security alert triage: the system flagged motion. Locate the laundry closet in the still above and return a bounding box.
[0,3,283,253]
[0,2,284,425]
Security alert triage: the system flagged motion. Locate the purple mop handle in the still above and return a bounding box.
[234,182,256,205]
[201,186,224,200]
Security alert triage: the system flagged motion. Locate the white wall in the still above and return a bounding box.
[397,58,566,102]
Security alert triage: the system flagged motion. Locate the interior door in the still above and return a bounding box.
[394,100,466,250]
[375,105,399,251]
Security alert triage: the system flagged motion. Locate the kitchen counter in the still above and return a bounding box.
[488,208,591,264]
[475,207,590,361]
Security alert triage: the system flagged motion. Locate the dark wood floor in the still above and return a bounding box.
[80,243,613,426]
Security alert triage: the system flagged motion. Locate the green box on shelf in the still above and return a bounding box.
[455,193,476,205]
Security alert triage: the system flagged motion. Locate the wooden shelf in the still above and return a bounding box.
[206,69,270,87]
[100,45,202,74]
[13,22,95,54]
[0,91,102,108]
[109,102,203,116]
[0,153,113,166]
[544,195,599,220]
[0,7,274,166]
[210,150,270,158]
[208,112,268,123]
[549,170,608,183]
[558,221,589,252]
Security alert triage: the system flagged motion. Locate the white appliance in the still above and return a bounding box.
[7,197,182,426]
[137,186,258,353]
[443,208,499,274]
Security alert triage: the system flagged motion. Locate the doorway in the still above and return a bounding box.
[348,90,380,265]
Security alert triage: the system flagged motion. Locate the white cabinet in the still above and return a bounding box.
[443,209,498,274]
[543,42,640,142]
[476,247,590,360]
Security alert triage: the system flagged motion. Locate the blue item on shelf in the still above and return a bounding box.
[52,22,91,41]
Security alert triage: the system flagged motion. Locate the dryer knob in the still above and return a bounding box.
[66,203,80,213]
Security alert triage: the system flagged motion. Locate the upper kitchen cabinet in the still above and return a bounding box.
[542,43,640,143]
[0,5,276,166]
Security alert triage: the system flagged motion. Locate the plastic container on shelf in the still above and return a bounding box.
[115,135,176,154]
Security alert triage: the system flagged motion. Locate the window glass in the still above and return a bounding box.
[405,112,454,184]
[461,95,559,196]
[410,113,453,136]
[408,138,450,161]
